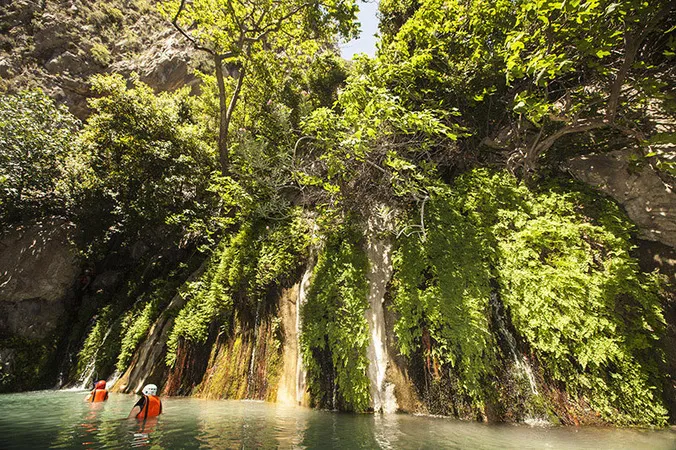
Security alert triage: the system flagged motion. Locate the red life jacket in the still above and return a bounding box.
[136,395,162,419]
[90,388,108,402]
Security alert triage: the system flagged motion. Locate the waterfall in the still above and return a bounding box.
[295,261,313,405]
[246,300,262,398]
[332,373,338,411]
[490,293,538,395]
[364,212,398,414]
[55,344,75,389]
[77,325,114,390]
[106,369,121,388]
[491,293,549,425]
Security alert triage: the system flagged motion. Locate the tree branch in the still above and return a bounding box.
[606,10,667,122]
[532,119,607,158]
[171,0,216,55]
[220,63,247,173]
[246,3,311,42]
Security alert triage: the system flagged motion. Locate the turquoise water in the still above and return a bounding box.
[0,390,674,449]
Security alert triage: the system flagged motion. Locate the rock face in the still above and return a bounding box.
[275,283,302,405]
[0,220,80,340]
[565,150,676,249]
[0,0,202,119]
[112,261,207,394]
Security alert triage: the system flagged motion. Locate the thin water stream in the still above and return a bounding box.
[0,390,673,449]
[364,232,397,414]
[295,261,313,405]
[77,325,115,390]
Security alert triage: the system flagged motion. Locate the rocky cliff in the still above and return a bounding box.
[0,219,80,340]
[0,219,80,390]
[0,0,201,118]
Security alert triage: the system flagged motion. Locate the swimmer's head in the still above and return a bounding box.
[95,380,106,390]
[142,384,157,396]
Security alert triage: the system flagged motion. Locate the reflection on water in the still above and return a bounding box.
[0,390,674,449]
[130,416,158,448]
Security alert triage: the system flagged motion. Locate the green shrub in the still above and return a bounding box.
[0,89,82,224]
[116,299,157,372]
[391,169,668,425]
[80,74,219,253]
[166,211,311,366]
[73,305,120,384]
[300,227,371,411]
[392,189,498,410]
[90,42,111,66]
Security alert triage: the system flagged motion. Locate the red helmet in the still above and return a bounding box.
[95,380,106,390]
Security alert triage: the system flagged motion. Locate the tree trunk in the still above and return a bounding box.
[214,54,229,176]
[605,33,639,123]
[215,56,247,176]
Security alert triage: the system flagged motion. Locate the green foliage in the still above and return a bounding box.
[0,90,82,225]
[162,0,359,57]
[172,43,353,231]
[391,169,668,424]
[80,73,219,252]
[161,0,359,175]
[115,278,176,372]
[90,42,112,66]
[300,228,371,411]
[74,305,119,384]
[444,169,667,425]
[377,0,514,140]
[0,336,56,393]
[392,189,498,409]
[166,234,244,367]
[375,0,675,170]
[70,253,203,382]
[298,55,465,214]
[167,211,311,366]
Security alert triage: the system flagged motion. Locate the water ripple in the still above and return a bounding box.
[0,391,674,449]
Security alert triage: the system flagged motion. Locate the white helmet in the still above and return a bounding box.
[142,384,157,396]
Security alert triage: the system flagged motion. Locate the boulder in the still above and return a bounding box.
[565,150,676,249]
[113,32,200,93]
[44,51,83,74]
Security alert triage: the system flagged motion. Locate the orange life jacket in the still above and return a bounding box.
[136,395,162,420]
[90,388,108,402]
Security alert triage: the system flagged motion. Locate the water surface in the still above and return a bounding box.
[0,390,674,449]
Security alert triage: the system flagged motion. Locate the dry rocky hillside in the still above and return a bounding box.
[0,0,202,118]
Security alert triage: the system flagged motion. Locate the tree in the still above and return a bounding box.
[0,90,81,224]
[377,0,676,173]
[80,74,220,250]
[162,0,359,175]
[495,0,676,171]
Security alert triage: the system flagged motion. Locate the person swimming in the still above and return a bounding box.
[128,384,162,420]
[86,380,109,402]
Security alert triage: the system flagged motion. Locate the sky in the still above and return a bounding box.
[339,1,380,59]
